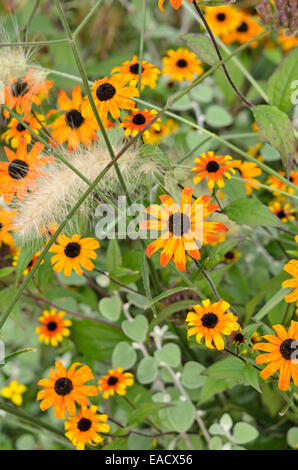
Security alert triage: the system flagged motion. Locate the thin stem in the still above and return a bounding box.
[21,0,42,41]
[137,0,146,94]
[231,175,298,201]
[93,268,146,296]
[73,0,103,37]
[192,0,252,108]
[0,39,70,47]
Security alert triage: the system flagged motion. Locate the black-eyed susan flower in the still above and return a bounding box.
[158,0,193,11]
[222,13,264,48]
[119,108,160,138]
[269,199,296,223]
[2,112,45,149]
[1,380,27,406]
[98,367,134,399]
[223,248,241,264]
[253,321,298,391]
[186,299,240,350]
[143,118,178,145]
[65,405,110,450]
[282,260,298,303]
[204,5,242,36]
[192,151,236,192]
[112,55,160,90]
[251,330,261,344]
[266,171,298,195]
[3,69,53,117]
[49,85,99,151]
[277,31,298,51]
[140,186,228,272]
[49,234,100,277]
[37,361,98,419]
[86,75,139,122]
[231,328,247,345]
[231,160,262,195]
[0,208,17,248]
[35,309,72,347]
[162,48,203,82]
[0,139,51,204]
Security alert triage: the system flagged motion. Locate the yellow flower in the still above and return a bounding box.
[222,13,263,48]
[223,248,241,264]
[98,367,134,399]
[1,380,27,406]
[35,309,72,347]
[282,259,298,303]
[0,208,17,249]
[268,199,296,223]
[112,55,160,90]
[119,108,161,138]
[192,151,236,192]
[162,48,203,82]
[186,298,240,350]
[204,6,242,36]
[65,405,110,450]
[49,234,100,277]
[231,160,262,195]
[13,249,44,276]
[2,112,45,149]
[143,118,178,144]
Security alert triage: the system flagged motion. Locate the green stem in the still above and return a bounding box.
[137,0,146,94]
[73,0,103,37]
[21,0,41,41]
[231,175,298,201]
[1,39,70,47]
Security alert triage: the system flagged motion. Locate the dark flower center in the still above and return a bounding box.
[47,321,58,331]
[176,59,188,68]
[237,21,248,33]
[54,377,73,396]
[77,417,92,432]
[233,333,245,343]
[206,160,220,173]
[280,338,298,360]
[132,113,146,126]
[64,242,81,258]
[16,122,27,132]
[129,62,144,75]
[0,223,3,230]
[8,159,29,179]
[277,210,286,219]
[66,109,84,129]
[11,79,29,97]
[168,213,191,237]
[107,376,119,386]
[96,83,116,101]
[216,13,226,21]
[201,312,219,329]
[27,259,34,269]
[225,251,235,260]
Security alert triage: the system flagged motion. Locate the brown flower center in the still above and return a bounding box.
[216,13,226,22]
[206,160,220,173]
[11,79,29,97]
[168,213,191,236]
[129,62,144,75]
[280,338,298,360]
[78,417,92,432]
[277,210,286,219]
[225,251,235,260]
[176,59,188,68]
[132,113,146,126]
[233,333,245,343]
[96,83,116,101]
[66,109,84,129]
[47,321,58,331]
[237,21,248,33]
[64,242,81,258]
[16,122,27,132]
[54,377,73,396]
[107,376,119,386]
[201,312,218,329]
[8,159,29,179]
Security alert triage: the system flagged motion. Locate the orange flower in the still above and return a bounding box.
[37,361,98,419]
[231,160,262,195]
[162,48,203,82]
[3,69,53,117]
[253,321,298,391]
[140,186,228,272]
[222,14,263,48]
[65,405,110,450]
[192,151,236,192]
[49,85,99,151]
[0,208,17,248]
[112,55,160,90]
[282,260,298,303]
[0,138,51,204]
[98,367,134,399]
[2,112,45,149]
[119,108,160,138]
[86,75,139,122]
[158,0,193,11]
[35,309,72,347]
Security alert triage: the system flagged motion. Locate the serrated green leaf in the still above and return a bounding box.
[179,33,218,67]
[224,198,283,227]
[268,48,298,113]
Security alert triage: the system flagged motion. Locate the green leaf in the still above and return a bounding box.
[0,267,14,278]
[71,319,126,361]
[145,287,194,309]
[127,402,167,426]
[205,239,241,269]
[109,267,140,285]
[106,239,122,273]
[224,198,283,227]
[179,33,218,67]
[99,296,121,322]
[253,288,289,321]
[287,427,298,449]
[205,105,233,128]
[268,48,298,113]
[199,378,233,405]
[147,300,191,340]
[137,357,158,384]
[242,364,261,393]
[0,348,36,368]
[154,343,181,368]
[233,422,259,444]
[181,361,206,389]
[122,315,148,342]
[253,104,296,176]
[205,357,244,384]
[112,341,136,370]
[167,401,196,433]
